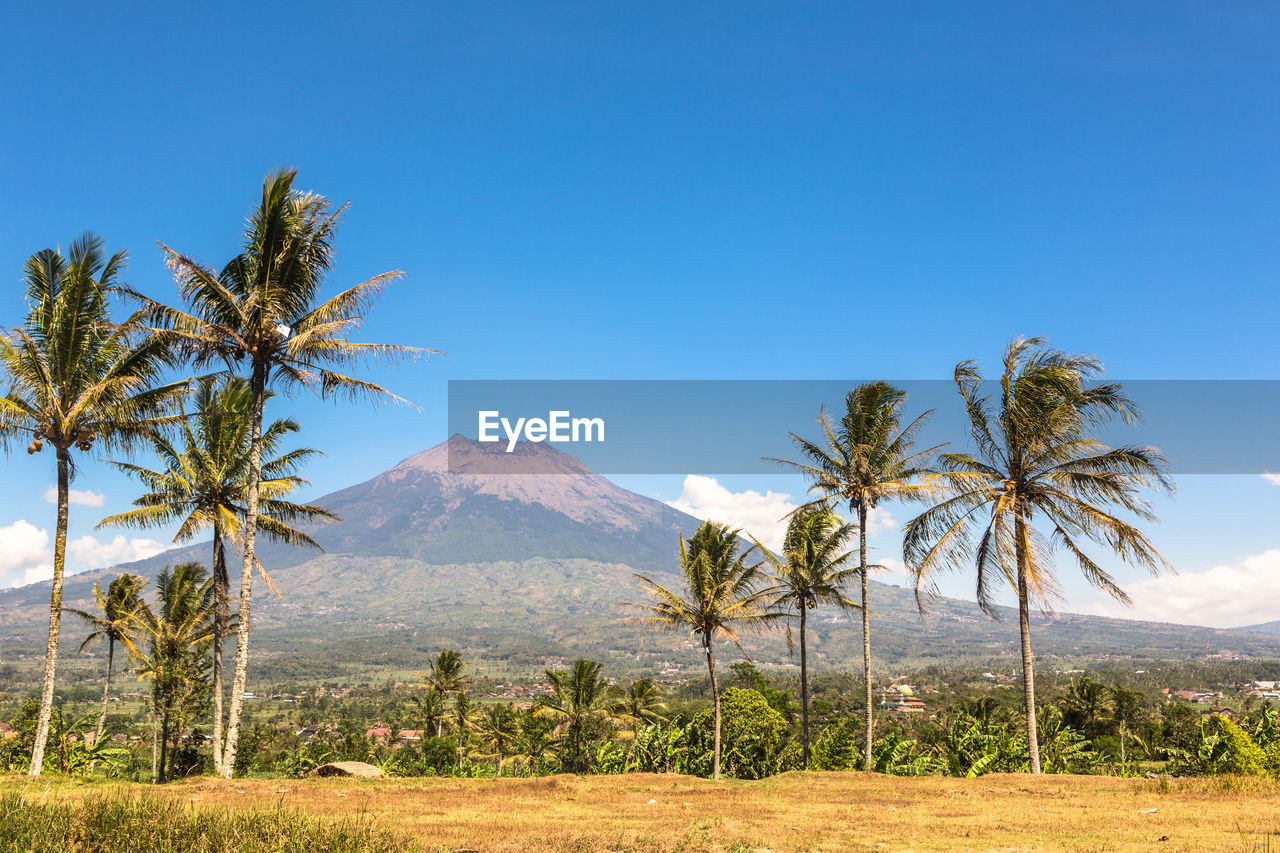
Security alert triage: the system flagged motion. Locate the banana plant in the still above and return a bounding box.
[871,732,937,776]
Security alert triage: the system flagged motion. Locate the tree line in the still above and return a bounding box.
[9,647,1280,782]
[631,346,1171,778]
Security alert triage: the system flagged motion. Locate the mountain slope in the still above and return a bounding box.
[1236,620,1280,636]
[3,436,1279,682]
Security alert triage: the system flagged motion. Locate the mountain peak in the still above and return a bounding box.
[345,434,678,538]
[391,434,592,476]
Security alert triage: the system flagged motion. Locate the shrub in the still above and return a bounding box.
[812,716,863,771]
[686,688,794,779]
[1168,714,1268,777]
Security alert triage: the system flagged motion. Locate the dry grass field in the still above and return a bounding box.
[6,772,1280,852]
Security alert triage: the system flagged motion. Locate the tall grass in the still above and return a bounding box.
[0,791,419,853]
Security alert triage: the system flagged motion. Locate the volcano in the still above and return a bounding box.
[3,436,1280,683]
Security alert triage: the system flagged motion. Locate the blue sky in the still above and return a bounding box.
[2,2,1279,626]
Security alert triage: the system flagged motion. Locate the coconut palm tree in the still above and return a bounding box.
[128,562,214,783]
[97,375,336,773]
[617,678,669,738]
[411,687,447,742]
[477,704,521,775]
[452,691,476,753]
[64,573,147,741]
[0,234,185,777]
[756,506,859,769]
[903,337,1172,773]
[128,169,429,776]
[1109,683,1146,766]
[414,650,468,737]
[1057,675,1112,737]
[536,658,621,773]
[515,713,556,775]
[954,695,1014,729]
[769,382,937,771]
[628,521,779,780]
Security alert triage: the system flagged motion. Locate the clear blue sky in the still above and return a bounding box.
[2,2,1278,626]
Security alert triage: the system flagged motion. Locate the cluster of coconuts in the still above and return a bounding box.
[26,428,95,454]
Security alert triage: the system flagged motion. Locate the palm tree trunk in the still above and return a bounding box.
[858,502,873,772]
[159,707,171,783]
[151,693,159,784]
[1120,721,1126,766]
[800,602,810,770]
[211,529,228,775]
[222,363,266,777]
[96,637,115,741]
[705,639,721,780]
[1014,509,1041,774]
[29,446,71,777]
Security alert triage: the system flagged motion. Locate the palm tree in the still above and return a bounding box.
[903,337,1172,773]
[628,521,779,779]
[128,562,214,783]
[0,234,185,777]
[477,704,521,776]
[955,695,1013,729]
[415,650,468,737]
[756,505,859,769]
[64,573,147,741]
[411,688,447,741]
[130,169,428,776]
[1110,683,1145,766]
[452,691,475,753]
[97,375,336,774]
[618,678,669,738]
[536,658,620,773]
[769,382,936,771]
[1057,675,1112,737]
[515,713,556,774]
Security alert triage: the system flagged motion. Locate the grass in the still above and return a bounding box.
[3,772,1280,852]
[0,787,417,852]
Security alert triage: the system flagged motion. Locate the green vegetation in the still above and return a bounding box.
[130,563,215,782]
[0,790,417,853]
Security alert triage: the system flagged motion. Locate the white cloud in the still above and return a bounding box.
[1093,548,1280,628]
[1263,473,1280,486]
[69,534,166,570]
[878,556,910,584]
[864,507,898,536]
[42,485,106,507]
[0,524,167,590]
[0,520,53,588]
[666,475,896,552]
[668,476,797,551]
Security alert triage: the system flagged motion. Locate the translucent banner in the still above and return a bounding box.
[446,379,1280,475]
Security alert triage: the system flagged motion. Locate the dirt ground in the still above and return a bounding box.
[7,771,1280,852]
